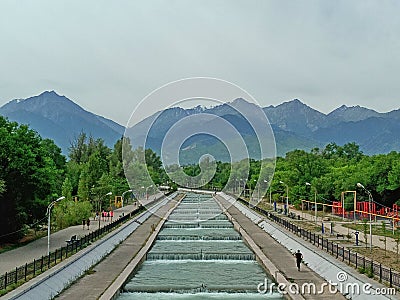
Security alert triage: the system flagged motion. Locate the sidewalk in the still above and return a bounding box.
[0,193,163,275]
[57,194,181,300]
[217,195,345,299]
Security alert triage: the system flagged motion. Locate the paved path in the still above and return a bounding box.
[217,195,344,300]
[57,194,182,300]
[0,193,163,275]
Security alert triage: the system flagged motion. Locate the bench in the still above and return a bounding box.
[336,233,345,239]
[66,235,78,246]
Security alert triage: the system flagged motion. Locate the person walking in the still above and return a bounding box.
[86,218,90,230]
[295,250,303,271]
[82,219,86,230]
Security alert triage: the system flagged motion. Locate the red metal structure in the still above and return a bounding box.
[332,196,400,225]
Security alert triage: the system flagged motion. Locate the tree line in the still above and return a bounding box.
[1,114,400,243]
[0,116,166,243]
[180,142,400,209]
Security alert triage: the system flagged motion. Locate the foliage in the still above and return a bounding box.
[53,199,92,229]
[0,179,5,195]
[3,120,400,245]
[0,116,65,242]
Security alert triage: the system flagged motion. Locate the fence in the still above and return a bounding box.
[0,204,145,291]
[237,197,400,289]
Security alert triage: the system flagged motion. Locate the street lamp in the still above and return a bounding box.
[121,189,133,207]
[145,185,153,200]
[306,182,317,223]
[99,192,112,229]
[279,181,289,215]
[264,180,271,207]
[47,196,65,255]
[253,179,258,202]
[357,182,373,253]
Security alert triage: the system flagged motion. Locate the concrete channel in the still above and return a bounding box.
[3,193,180,300]
[104,192,283,299]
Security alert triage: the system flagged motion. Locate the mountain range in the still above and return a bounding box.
[1,91,400,161]
[0,91,124,155]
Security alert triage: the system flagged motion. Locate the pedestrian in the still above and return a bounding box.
[107,211,110,222]
[82,219,86,229]
[87,218,90,230]
[95,211,99,221]
[110,210,114,222]
[102,210,105,222]
[294,250,303,271]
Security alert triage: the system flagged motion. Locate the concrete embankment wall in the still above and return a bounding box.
[99,194,184,300]
[214,195,304,300]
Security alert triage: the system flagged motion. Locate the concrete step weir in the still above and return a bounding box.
[5,193,179,300]
[104,192,281,300]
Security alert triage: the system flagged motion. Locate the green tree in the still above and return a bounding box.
[77,166,90,201]
[53,198,92,229]
[0,179,5,195]
[62,177,73,202]
[0,116,64,242]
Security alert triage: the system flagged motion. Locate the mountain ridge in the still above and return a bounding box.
[0,91,124,155]
[1,91,399,159]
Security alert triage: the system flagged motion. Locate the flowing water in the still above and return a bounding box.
[119,193,282,299]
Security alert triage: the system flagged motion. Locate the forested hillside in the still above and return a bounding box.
[1,115,400,243]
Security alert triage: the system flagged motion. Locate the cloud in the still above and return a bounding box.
[0,0,399,124]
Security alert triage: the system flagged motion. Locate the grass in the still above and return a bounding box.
[343,222,400,239]
[0,229,47,254]
[350,246,400,273]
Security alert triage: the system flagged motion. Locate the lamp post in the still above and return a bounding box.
[279,181,289,215]
[306,182,317,223]
[121,189,133,207]
[99,192,112,229]
[357,183,373,253]
[252,179,258,202]
[264,180,271,207]
[47,196,65,256]
[145,185,153,200]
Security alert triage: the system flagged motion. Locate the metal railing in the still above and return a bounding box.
[0,205,146,291]
[237,197,400,289]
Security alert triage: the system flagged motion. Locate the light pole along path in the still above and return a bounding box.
[47,196,65,256]
[5,192,174,300]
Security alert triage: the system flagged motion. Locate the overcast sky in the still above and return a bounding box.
[0,0,399,125]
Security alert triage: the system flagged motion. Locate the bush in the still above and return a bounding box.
[53,200,93,229]
[366,267,374,278]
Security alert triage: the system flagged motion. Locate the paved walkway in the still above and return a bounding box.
[217,195,345,300]
[57,194,182,300]
[0,193,163,275]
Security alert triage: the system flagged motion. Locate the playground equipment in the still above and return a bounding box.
[110,196,123,208]
[302,190,400,231]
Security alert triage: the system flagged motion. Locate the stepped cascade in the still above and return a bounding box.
[119,193,281,299]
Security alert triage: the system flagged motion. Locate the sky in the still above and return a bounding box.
[0,0,399,125]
